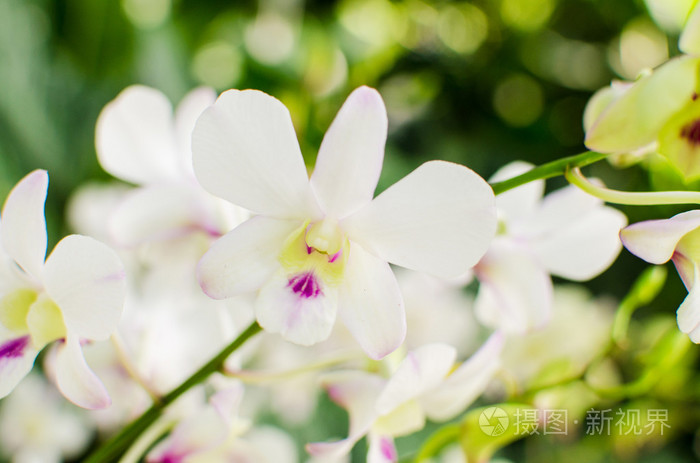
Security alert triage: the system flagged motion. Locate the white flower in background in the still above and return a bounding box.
[0,170,126,409]
[620,210,700,342]
[307,335,503,462]
[0,373,92,463]
[193,86,496,359]
[147,383,299,463]
[95,85,247,246]
[499,285,614,388]
[475,161,626,333]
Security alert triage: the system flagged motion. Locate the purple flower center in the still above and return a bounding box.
[0,336,30,359]
[681,119,700,146]
[287,272,322,299]
[380,437,397,461]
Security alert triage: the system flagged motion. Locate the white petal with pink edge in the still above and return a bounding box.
[337,243,406,360]
[0,334,37,399]
[192,89,320,219]
[43,235,125,341]
[197,216,301,299]
[310,86,387,219]
[54,336,111,409]
[343,160,496,279]
[367,434,398,463]
[421,332,504,421]
[96,85,181,184]
[1,169,48,282]
[677,271,700,343]
[256,270,338,346]
[376,343,456,415]
[475,239,552,333]
[620,210,700,264]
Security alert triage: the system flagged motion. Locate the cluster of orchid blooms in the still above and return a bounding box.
[2,12,700,461]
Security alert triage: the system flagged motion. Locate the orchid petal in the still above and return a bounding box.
[422,332,503,421]
[489,161,543,225]
[192,89,319,219]
[376,343,456,415]
[306,371,384,459]
[174,86,217,177]
[109,183,213,246]
[310,86,387,219]
[677,272,700,343]
[528,186,627,280]
[43,235,125,341]
[197,216,300,299]
[343,161,496,279]
[1,170,48,281]
[54,336,111,409]
[585,56,700,153]
[256,270,338,346]
[337,244,406,359]
[0,223,28,296]
[680,3,700,55]
[0,335,36,399]
[475,239,552,333]
[367,434,398,463]
[620,210,700,264]
[95,85,180,184]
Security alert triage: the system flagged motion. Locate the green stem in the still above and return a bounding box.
[566,167,700,205]
[84,321,262,463]
[489,151,609,195]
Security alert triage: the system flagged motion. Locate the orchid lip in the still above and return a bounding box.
[0,336,30,359]
[287,272,322,299]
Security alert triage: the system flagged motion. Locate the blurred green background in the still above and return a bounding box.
[0,0,698,461]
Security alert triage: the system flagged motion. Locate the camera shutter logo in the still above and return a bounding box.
[480,407,509,436]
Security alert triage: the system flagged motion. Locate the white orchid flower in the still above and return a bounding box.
[475,161,627,333]
[0,170,126,409]
[620,210,700,342]
[307,335,504,462]
[95,85,247,246]
[192,86,496,359]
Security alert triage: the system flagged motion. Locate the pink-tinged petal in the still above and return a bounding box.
[95,85,181,184]
[109,183,213,246]
[475,239,552,333]
[256,270,338,346]
[343,161,496,279]
[54,336,111,409]
[192,89,320,219]
[310,87,387,219]
[421,332,503,421]
[147,397,231,462]
[585,56,700,153]
[174,87,217,178]
[1,170,48,281]
[368,434,398,463]
[43,235,125,341]
[680,3,700,55]
[197,217,301,299]
[307,370,385,459]
[620,210,700,264]
[376,343,456,415]
[677,272,700,343]
[0,335,37,399]
[337,244,406,359]
[489,161,544,225]
[528,186,627,280]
